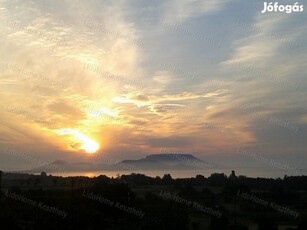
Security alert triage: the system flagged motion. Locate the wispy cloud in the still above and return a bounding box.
[162,0,230,23]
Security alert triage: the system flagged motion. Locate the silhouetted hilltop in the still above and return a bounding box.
[145,153,201,162]
[28,160,108,173]
[121,153,207,170]
[26,153,208,173]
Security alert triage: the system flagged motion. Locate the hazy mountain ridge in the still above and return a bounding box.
[26,153,209,173]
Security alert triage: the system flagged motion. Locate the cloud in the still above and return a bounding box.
[2,0,143,79]
[162,0,230,23]
[0,0,144,158]
[223,14,280,65]
[222,12,303,66]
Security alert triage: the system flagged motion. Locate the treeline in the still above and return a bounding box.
[1,171,307,229]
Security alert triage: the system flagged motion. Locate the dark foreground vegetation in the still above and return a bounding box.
[1,171,307,230]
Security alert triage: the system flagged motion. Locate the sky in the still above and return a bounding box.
[0,0,306,174]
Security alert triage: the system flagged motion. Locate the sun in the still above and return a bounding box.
[56,128,100,154]
[81,138,100,154]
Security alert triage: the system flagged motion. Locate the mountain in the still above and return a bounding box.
[120,153,208,170]
[27,153,209,173]
[28,160,109,173]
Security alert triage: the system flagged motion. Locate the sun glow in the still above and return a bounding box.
[56,128,100,154]
[81,139,100,154]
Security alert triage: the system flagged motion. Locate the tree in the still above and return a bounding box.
[162,174,173,184]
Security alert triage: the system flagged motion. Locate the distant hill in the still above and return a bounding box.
[26,153,210,173]
[120,153,208,170]
[27,160,109,173]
